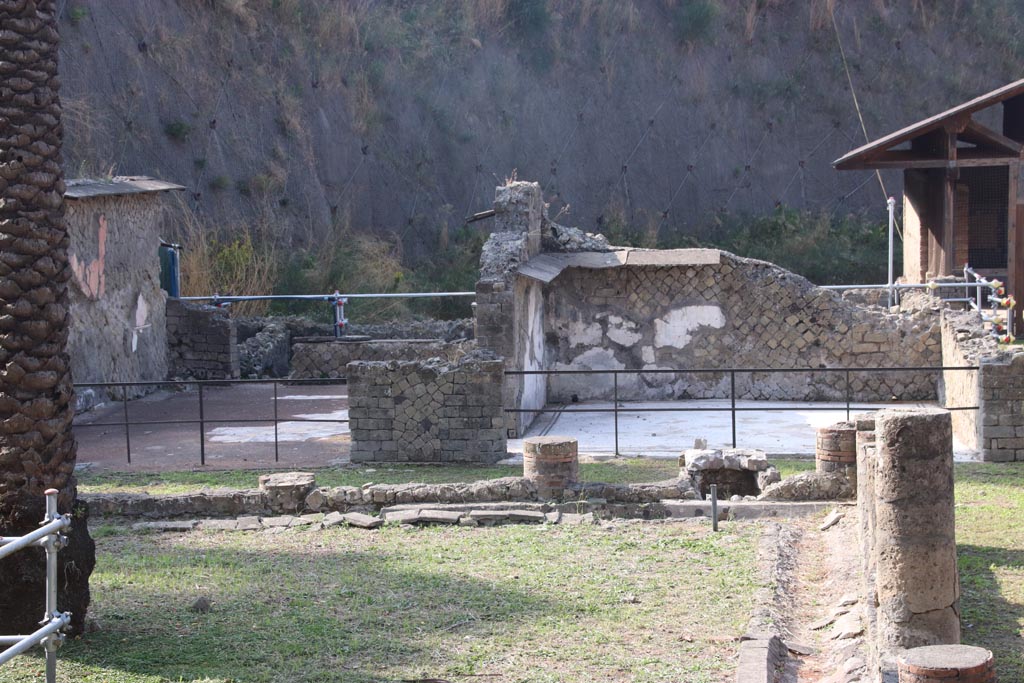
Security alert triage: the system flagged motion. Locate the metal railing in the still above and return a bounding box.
[74,378,349,466]
[178,291,477,338]
[0,490,72,683]
[964,265,1015,341]
[504,365,979,455]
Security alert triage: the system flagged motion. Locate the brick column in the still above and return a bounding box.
[816,420,857,488]
[898,645,996,683]
[523,436,578,499]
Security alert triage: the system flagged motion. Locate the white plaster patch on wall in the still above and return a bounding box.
[561,347,625,371]
[521,282,546,414]
[641,364,675,388]
[641,346,655,364]
[566,318,602,347]
[130,292,150,353]
[606,314,642,347]
[551,347,636,401]
[653,305,726,349]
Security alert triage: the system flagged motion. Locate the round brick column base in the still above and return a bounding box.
[816,421,857,487]
[898,645,996,683]
[523,436,579,498]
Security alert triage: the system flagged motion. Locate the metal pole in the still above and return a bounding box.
[0,615,69,668]
[710,484,719,532]
[613,372,619,456]
[122,394,131,465]
[887,196,895,308]
[845,370,852,421]
[273,381,279,463]
[730,371,736,448]
[331,291,341,339]
[43,489,59,683]
[0,517,68,561]
[198,383,206,467]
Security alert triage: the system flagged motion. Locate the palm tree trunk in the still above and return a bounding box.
[0,0,95,636]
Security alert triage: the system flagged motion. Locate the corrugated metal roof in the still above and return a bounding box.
[517,248,720,283]
[65,176,185,199]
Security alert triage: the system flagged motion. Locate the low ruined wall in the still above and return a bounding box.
[857,409,959,680]
[290,338,471,379]
[544,252,942,402]
[347,353,506,463]
[347,318,474,342]
[940,309,1024,462]
[239,320,290,378]
[165,299,239,379]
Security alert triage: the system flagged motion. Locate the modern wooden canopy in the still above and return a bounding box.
[835,78,1024,329]
[833,77,1024,170]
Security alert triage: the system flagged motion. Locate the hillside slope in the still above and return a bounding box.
[57,0,1024,275]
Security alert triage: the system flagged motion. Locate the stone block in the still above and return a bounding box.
[259,472,316,513]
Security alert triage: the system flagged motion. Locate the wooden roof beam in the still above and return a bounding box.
[834,151,1015,170]
[960,119,1024,156]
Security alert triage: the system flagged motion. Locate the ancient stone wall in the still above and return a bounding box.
[940,309,1024,462]
[475,182,546,435]
[165,299,239,379]
[347,318,474,342]
[856,408,960,680]
[290,338,472,379]
[239,320,290,378]
[347,353,506,463]
[543,252,942,402]
[65,193,169,399]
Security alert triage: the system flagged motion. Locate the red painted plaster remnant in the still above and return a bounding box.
[70,213,107,299]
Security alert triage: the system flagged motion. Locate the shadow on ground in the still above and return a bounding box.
[958,544,1024,681]
[12,534,559,683]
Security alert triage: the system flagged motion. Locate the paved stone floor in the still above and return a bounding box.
[507,399,979,460]
[74,383,350,471]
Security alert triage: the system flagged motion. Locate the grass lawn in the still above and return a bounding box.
[1,521,764,683]
[10,460,1017,682]
[77,458,816,495]
[955,462,1024,680]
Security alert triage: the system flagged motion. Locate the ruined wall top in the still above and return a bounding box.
[481,180,611,282]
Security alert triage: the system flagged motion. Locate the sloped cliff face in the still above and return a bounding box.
[58,0,1024,260]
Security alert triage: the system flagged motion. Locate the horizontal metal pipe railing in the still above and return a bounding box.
[0,615,70,667]
[819,282,991,290]
[78,417,348,428]
[504,404,980,413]
[178,292,475,302]
[504,365,979,375]
[74,377,348,387]
[0,517,69,562]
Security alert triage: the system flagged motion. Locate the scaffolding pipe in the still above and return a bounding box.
[820,282,992,291]
[0,615,69,668]
[0,517,68,561]
[179,292,475,302]
[0,490,70,683]
[887,196,896,308]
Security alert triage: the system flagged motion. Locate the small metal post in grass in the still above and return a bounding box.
[710,484,719,532]
[613,372,619,456]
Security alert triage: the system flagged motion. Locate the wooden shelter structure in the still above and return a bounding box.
[834,78,1024,325]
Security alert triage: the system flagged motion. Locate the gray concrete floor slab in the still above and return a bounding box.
[507,399,978,460]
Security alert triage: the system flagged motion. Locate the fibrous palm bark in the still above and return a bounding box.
[0,0,95,635]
